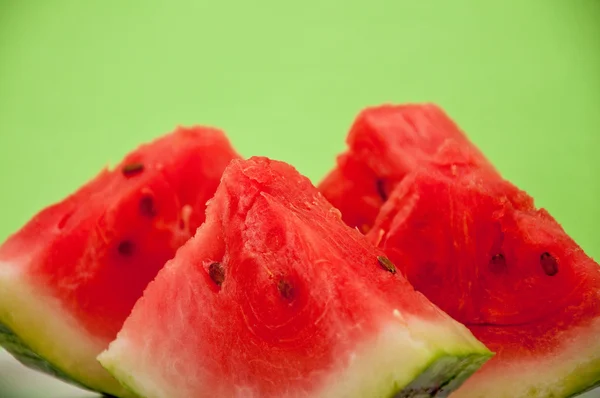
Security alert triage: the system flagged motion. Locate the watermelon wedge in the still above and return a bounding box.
[318,104,600,397]
[0,126,240,397]
[98,156,492,398]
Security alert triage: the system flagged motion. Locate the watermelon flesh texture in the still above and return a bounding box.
[0,126,241,397]
[318,104,496,233]
[98,157,492,398]
[318,104,600,397]
[372,160,600,398]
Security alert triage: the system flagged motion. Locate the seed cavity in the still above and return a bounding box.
[117,240,134,256]
[122,162,144,177]
[377,256,397,274]
[489,253,506,273]
[540,252,558,276]
[208,262,225,287]
[277,279,295,300]
[139,195,157,218]
[376,179,388,201]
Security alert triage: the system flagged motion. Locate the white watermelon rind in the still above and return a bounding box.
[0,321,89,389]
[453,316,600,398]
[98,311,493,398]
[101,349,489,398]
[0,261,137,398]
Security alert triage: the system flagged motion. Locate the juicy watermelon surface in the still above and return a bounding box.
[0,126,240,396]
[318,104,496,233]
[99,157,491,398]
[319,104,600,397]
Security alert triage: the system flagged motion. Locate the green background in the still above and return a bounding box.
[0,1,599,397]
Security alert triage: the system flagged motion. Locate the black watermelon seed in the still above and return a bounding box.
[208,262,225,287]
[540,252,559,276]
[117,240,134,256]
[139,195,157,218]
[277,279,295,300]
[57,212,73,230]
[489,253,506,273]
[377,256,397,274]
[376,179,388,201]
[122,163,144,177]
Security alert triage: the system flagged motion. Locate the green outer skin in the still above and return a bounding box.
[0,273,139,398]
[101,349,493,398]
[563,360,600,398]
[390,349,599,398]
[104,345,600,397]
[569,382,600,398]
[99,367,139,398]
[389,353,491,398]
[0,321,118,397]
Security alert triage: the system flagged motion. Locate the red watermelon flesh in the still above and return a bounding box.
[369,161,600,397]
[319,104,600,397]
[318,104,496,232]
[372,163,600,327]
[98,157,492,398]
[0,126,240,397]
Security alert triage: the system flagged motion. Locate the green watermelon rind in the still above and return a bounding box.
[100,346,492,398]
[99,360,143,398]
[0,266,137,398]
[99,315,493,398]
[560,318,600,397]
[563,359,600,398]
[0,321,104,394]
[568,381,600,398]
[456,316,600,398]
[390,352,491,397]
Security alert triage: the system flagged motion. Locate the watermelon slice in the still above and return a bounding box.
[0,126,241,397]
[318,104,600,397]
[98,156,492,398]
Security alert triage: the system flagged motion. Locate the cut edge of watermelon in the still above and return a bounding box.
[0,261,137,398]
[455,317,600,398]
[98,312,491,398]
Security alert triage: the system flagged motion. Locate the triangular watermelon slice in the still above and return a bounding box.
[0,126,241,397]
[98,157,492,398]
[318,104,600,397]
